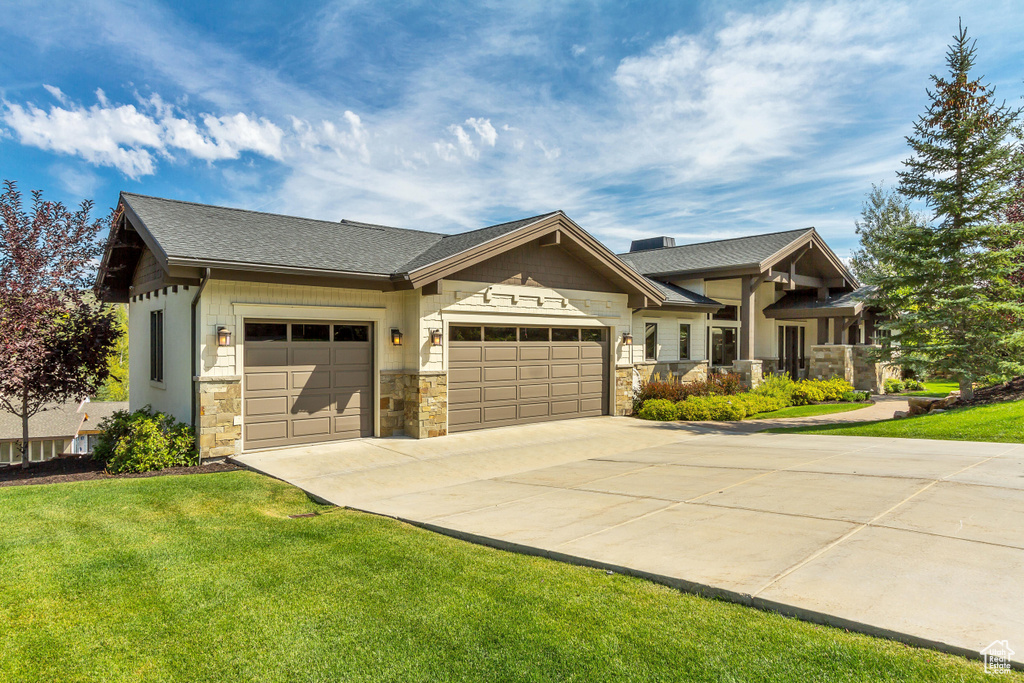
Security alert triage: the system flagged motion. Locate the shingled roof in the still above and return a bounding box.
[618,228,815,277]
[762,286,878,318]
[643,278,722,310]
[0,402,85,441]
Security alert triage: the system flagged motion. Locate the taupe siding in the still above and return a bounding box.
[449,240,619,292]
[131,247,165,292]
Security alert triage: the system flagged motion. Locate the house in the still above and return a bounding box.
[0,400,127,466]
[96,193,889,460]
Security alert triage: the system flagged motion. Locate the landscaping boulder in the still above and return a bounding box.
[907,396,940,416]
[934,394,960,410]
[893,410,909,419]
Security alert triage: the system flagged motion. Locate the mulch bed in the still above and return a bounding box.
[0,457,240,488]
[957,376,1024,408]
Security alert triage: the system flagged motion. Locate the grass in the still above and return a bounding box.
[903,381,959,398]
[0,472,1012,683]
[745,402,872,420]
[768,399,1024,443]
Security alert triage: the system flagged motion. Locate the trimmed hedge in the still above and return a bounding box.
[635,373,861,422]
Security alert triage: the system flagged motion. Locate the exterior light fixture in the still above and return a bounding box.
[622,332,633,346]
[391,328,403,346]
[430,329,443,347]
[217,327,232,347]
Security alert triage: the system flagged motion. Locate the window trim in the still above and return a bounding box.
[150,309,164,383]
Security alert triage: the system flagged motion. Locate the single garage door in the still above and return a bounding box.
[448,325,608,433]
[242,321,373,449]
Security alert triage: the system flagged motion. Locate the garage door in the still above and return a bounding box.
[447,325,608,433]
[242,321,373,449]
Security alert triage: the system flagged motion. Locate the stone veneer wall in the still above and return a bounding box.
[851,345,900,393]
[635,360,709,384]
[809,345,855,384]
[615,367,635,415]
[404,372,448,439]
[731,359,764,389]
[379,372,408,437]
[196,377,242,459]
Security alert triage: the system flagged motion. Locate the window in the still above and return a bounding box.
[520,327,550,342]
[150,310,164,382]
[484,326,517,342]
[645,322,658,360]
[712,305,738,321]
[291,323,330,342]
[450,326,482,342]
[245,322,287,342]
[679,324,691,360]
[581,328,605,343]
[334,325,369,342]
[552,328,580,342]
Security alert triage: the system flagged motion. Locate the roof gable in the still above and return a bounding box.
[619,228,814,276]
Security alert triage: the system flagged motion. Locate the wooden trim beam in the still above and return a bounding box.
[539,230,561,247]
[740,274,757,359]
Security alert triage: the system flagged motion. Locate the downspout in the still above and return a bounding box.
[190,268,211,464]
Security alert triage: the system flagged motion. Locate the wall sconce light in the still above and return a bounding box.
[622,332,633,346]
[430,329,443,347]
[391,328,403,346]
[217,327,232,347]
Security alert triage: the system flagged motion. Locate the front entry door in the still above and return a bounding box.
[710,327,737,367]
[778,325,805,379]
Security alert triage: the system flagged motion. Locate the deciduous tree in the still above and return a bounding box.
[0,181,119,468]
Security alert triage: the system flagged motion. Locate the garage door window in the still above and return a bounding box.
[292,323,330,341]
[552,328,579,342]
[484,326,517,342]
[245,322,288,342]
[520,327,550,342]
[582,328,605,342]
[334,324,369,342]
[450,326,482,342]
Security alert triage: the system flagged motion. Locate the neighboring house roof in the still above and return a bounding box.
[78,401,129,433]
[0,402,86,441]
[619,228,815,276]
[643,278,722,311]
[762,286,878,319]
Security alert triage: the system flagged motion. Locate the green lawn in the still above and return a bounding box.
[0,472,1010,682]
[903,381,959,398]
[746,402,872,420]
[768,399,1024,443]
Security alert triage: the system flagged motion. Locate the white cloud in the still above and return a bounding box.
[466,117,497,147]
[42,84,66,103]
[571,44,586,57]
[448,124,478,159]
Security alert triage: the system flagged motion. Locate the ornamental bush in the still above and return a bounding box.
[633,372,745,413]
[884,378,906,394]
[903,378,924,391]
[93,406,198,474]
[734,392,788,416]
[636,399,679,421]
[677,395,746,421]
[791,377,854,405]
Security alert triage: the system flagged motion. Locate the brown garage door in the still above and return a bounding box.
[448,325,608,433]
[242,321,373,449]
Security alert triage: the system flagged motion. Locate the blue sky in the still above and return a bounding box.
[2,0,1022,258]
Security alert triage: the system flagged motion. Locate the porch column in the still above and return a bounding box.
[832,316,845,345]
[740,274,757,359]
[816,318,829,345]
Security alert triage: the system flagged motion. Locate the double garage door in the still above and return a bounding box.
[447,325,609,433]
[242,320,373,450]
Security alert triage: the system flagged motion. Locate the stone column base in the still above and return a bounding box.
[732,360,763,389]
[196,376,242,460]
[404,372,448,439]
[809,345,855,384]
[615,366,635,415]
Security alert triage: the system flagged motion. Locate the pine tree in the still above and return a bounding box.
[871,22,1024,400]
[850,184,922,285]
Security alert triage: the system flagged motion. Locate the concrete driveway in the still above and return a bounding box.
[235,416,1024,664]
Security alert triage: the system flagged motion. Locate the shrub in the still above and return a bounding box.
[884,378,906,394]
[633,372,745,413]
[93,406,198,474]
[677,395,746,421]
[636,399,679,421]
[734,392,788,416]
[840,390,871,403]
[791,377,855,405]
[903,378,924,391]
[751,373,796,405]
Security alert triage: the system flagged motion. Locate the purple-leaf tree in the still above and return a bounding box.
[0,180,119,469]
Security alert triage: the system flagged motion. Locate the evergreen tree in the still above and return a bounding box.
[850,185,922,285]
[871,22,1024,399]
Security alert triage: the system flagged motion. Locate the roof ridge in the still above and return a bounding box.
[619,227,814,256]
[120,192,445,237]
[436,210,561,241]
